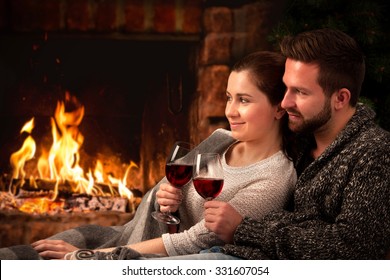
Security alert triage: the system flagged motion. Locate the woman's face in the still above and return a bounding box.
[225,70,281,142]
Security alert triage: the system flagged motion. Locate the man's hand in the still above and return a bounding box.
[31,239,79,259]
[156,183,183,213]
[204,200,243,243]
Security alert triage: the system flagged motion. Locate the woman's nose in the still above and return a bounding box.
[225,101,238,117]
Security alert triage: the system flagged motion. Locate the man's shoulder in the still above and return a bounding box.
[361,124,390,146]
[354,104,390,144]
[352,124,390,158]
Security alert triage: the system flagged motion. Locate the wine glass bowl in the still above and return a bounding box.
[151,141,193,224]
[193,153,224,201]
[165,162,193,188]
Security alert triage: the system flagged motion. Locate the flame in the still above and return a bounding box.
[8,92,139,214]
[94,160,104,183]
[20,118,35,134]
[10,118,36,181]
[45,93,85,184]
[18,198,64,214]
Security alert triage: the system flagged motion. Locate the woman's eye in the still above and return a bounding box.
[240,98,249,103]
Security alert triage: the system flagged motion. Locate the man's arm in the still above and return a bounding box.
[223,151,390,259]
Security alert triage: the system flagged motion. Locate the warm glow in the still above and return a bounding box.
[8,93,138,214]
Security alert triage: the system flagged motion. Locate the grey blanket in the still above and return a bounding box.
[0,129,235,260]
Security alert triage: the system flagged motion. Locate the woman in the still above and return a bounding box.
[11,51,296,260]
[146,50,297,257]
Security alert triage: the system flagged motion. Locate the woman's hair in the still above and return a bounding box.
[231,51,286,107]
[279,28,365,106]
[231,51,296,161]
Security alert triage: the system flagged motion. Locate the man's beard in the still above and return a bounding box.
[288,98,332,134]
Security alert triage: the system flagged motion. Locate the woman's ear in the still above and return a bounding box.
[275,105,286,120]
[334,88,351,110]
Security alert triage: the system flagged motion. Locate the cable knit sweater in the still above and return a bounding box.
[162,130,297,255]
[223,104,390,259]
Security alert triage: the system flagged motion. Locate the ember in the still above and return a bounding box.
[0,93,142,215]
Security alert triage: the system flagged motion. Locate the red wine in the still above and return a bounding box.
[193,178,224,199]
[165,163,193,188]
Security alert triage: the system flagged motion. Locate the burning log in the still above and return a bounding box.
[0,190,141,215]
[5,177,124,197]
[1,175,142,199]
[65,195,128,212]
[0,176,143,215]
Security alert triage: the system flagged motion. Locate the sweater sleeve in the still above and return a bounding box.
[224,148,390,259]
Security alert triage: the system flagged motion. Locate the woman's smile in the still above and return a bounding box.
[229,121,245,130]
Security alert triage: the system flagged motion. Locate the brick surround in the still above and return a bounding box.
[1,0,201,34]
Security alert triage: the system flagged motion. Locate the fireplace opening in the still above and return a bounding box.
[0,34,198,193]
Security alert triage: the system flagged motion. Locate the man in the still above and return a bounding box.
[203,28,390,259]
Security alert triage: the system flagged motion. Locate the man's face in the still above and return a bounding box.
[281,59,332,134]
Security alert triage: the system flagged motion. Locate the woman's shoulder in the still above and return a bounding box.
[194,128,235,154]
[210,128,232,138]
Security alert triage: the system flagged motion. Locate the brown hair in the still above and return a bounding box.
[280,28,365,106]
[231,51,295,161]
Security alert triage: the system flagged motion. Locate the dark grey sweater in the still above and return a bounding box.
[223,104,390,259]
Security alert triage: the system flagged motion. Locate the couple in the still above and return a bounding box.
[2,28,389,260]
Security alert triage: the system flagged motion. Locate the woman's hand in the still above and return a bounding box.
[156,183,183,213]
[204,201,243,243]
[31,239,79,259]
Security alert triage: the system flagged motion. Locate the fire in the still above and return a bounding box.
[10,118,36,183]
[45,93,86,185]
[18,198,64,214]
[8,92,138,214]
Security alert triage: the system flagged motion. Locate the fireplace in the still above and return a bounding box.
[0,34,198,192]
[0,0,284,247]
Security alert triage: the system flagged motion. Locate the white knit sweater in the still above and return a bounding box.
[162,129,297,256]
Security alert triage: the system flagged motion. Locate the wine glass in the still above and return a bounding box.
[193,153,224,201]
[151,141,193,224]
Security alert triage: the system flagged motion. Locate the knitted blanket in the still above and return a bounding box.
[0,129,236,260]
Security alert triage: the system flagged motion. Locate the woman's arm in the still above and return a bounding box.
[33,237,170,260]
[96,237,168,256]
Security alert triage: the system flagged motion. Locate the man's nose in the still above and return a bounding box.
[281,89,294,110]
